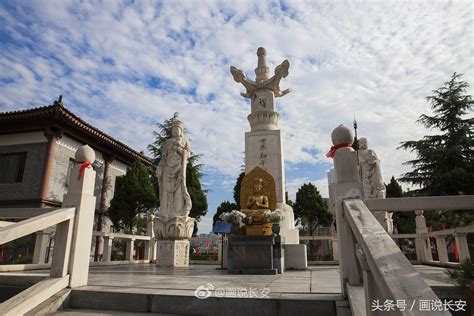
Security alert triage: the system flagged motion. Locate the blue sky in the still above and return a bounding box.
[1,1,473,234]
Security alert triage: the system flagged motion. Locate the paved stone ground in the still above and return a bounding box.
[80,264,453,295]
[1,264,454,295]
[0,264,457,315]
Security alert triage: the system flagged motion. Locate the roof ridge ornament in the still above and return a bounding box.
[230,47,291,99]
[53,95,64,107]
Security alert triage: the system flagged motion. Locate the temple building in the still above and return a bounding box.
[0,97,154,260]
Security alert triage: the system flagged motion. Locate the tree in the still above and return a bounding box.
[293,183,333,235]
[399,73,473,196]
[212,172,244,230]
[212,200,237,228]
[108,160,157,230]
[385,176,414,233]
[233,172,245,210]
[398,73,474,229]
[386,176,403,198]
[147,113,208,235]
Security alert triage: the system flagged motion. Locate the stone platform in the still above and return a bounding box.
[0,264,460,316]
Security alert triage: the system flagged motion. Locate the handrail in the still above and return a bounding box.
[299,235,337,241]
[391,224,474,238]
[366,195,474,211]
[0,145,98,315]
[92,231,151,240]
[0,220,13,228]
[0,207,75,245]
[0,207,61,219]
[190,236,222,241]
[344,199,449,315]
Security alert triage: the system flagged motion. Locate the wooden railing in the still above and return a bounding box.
[0,145,97,315]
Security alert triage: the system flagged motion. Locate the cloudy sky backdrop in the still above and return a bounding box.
[1,1,473,234]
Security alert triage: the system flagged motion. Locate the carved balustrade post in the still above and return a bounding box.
[62,145,97,287]
[454,233,470,262]
[330,124,364,297]
[415,210,433,263]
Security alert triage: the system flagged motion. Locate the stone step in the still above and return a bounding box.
[65,286,347,316]
[49,309,181,315]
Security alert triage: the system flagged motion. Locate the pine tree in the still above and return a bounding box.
[293,183,333,235]
[108,160,157,230]
[386,176,403,198]
[212,200,237,228]
[398,73,474,229]
[385,176,414,233]
[399,73,474,196]
[232,172,245,210]
[147,113,208,235]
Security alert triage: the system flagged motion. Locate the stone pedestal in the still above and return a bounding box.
[154,215,195,267]
[227,235,281,275]
[284,244,308,270]
[156,240,190,267]
[279,228,299,244]
[273,235,285,274]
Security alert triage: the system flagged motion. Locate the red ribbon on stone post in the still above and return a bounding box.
[77,162,92,180]
[326,143,353,159]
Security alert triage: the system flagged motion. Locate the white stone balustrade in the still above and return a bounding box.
[0,144,97,314]
[32,229,51,264]
[330,124,449,316]
[91,231,152,264]
[415,210,433,262]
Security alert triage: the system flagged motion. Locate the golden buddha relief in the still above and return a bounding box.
[240,166,277,235]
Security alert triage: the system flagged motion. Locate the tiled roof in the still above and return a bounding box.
[0,100,154,166]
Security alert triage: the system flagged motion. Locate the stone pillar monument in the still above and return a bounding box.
[154,120,195,267]
[230,48,307,269]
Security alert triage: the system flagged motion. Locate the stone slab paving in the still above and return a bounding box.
[0,264,457,316]
[84,264,339,295]
[76,264,454,297]
[0,264,454,296]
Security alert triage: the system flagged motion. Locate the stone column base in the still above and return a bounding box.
[284,244,307,270]
[279,228,299,244]
[156,240,190,267]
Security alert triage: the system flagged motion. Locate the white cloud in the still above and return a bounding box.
[1,0,473,233]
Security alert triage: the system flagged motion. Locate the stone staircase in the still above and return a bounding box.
[31,287,350,316]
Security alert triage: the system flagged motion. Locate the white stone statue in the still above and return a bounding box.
[358,138,385,199]
[358,137,393,233]
[154,120,195,267]
[156,120,192,218]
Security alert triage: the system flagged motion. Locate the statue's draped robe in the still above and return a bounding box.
[358,148,385,199]
[358,148,393,233]
[157,136,192,217]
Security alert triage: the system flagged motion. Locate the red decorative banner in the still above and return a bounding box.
[77,162,92,180]
[326,143,353,159]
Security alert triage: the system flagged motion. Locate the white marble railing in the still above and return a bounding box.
[0,145,97,315]
[342,199,449,315]
[91,231,152,264]
[368,196,474,267]
[330,125,451,315]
